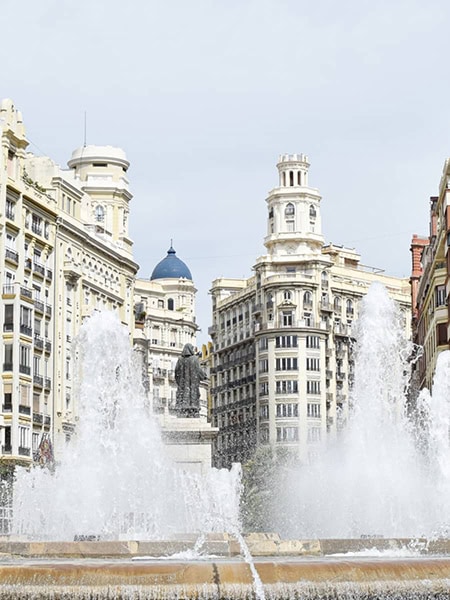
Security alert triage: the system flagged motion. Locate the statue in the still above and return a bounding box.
[174,343,207,417]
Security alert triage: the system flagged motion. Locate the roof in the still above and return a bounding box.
[150,246,192,281]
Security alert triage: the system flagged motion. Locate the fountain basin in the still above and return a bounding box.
[0,535,449,558]
[0,555,449,599]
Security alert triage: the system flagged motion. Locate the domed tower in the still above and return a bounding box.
[264,153,324,258]
[151,246,193,281]
[67,145,132,255]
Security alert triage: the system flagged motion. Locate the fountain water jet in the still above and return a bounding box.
[273,282,450,539]
[11,311,241,541]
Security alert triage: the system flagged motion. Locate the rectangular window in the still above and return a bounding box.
[282,312,293,327]
[259,404,269,419]
[19,426,29,448]
[307,403,321,418]
[259,381,269,395]
[276,426,299,442]
[4,426,11,451]
[32,215,42,236]
[436,285,446,307]
[259,359,269,373]
[4,344,13,370]
[276,335,298,348]
[306,335,320,349]
[258,337,268,351]
[5,197,15,220]
[3,383,12,411]
[275,380,298,394]
[21,385,30,406]
[307,380,321,394]
[275,357,298,371]
[4,305,14,332]
[276,403,299,418]
[306,358,320,371]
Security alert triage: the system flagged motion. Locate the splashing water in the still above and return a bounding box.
[275,282,450,539]
[12,311,241,541]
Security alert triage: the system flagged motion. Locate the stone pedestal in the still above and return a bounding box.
[159,413,218,476]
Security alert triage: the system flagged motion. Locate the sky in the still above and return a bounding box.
[3,0,450,343]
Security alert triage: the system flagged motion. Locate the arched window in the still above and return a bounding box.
[297,172,301,186]
[95,205,105,222]
[289,171,294,186]
[334,297,342,312]
[283,290,292,301]
[321,271,328,287]
[303,291,312,307]
[346,299,353,315]
[309,205,317,220]
[168,298,174,310]
[285,203,295,217]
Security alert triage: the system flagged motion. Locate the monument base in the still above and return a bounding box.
[158,413,218,476]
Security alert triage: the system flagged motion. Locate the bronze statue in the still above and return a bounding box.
[174,343,206,417]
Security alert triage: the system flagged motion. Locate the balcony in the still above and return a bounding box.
[44,340,51,353]
[252,303,263,314]
[2,284,15,296]
[44,377,51,390]
[20,324,32,337]
[18,404,31,415]
[320,301,333,312]
[336,372,346,382]
[3,363,13,372]
[34,334,44,349]
[33,412,43,424]
[34,299,45,313]
[2,445,12,455]
[33,262,46,277]
[3,322,13,333]
[46,269,53,281]
[44,415,51,426]
[24,258,32,271]
[19,364,31,375]
[46,305,52,317]
[33,374,44,387]
[20,286,33,300]
[18,447,31,457]
[5,248,18,264]
[2,403,12,412]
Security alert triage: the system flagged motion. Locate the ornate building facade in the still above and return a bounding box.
[133,246,203,416]
[410,159,450,391]
[209,154,411,468]
[0,99,138,464]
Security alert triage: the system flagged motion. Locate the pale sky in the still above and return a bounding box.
[3,0,450,342]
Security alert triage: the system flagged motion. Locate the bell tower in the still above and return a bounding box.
[264,153,324,258]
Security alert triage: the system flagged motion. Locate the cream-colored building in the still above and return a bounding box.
[209,154,411,468]
[133,247,217,474]
[0,99,138,464]
[134,246,201,415]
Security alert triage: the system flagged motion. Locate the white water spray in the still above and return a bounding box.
[12,311,241,541]
[276,283,450,539]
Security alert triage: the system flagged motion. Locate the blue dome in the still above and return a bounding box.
[150,246,192,280]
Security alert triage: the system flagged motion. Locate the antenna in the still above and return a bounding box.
[83,111,87,147]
